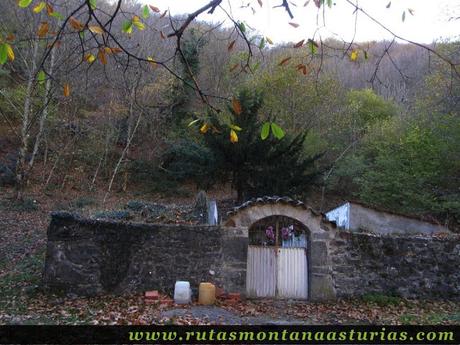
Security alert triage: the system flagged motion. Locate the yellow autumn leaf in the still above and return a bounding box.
[200,123,210,134]
[350,50,359,61]
[6,44,14,62]
[63,83,70,97]
[266,37,273,45]
[147,56,157,68]
[230,129,238,143]
[84,53,96,63]
[89,25,104,34]
[132,16,145,31]
[33,1,46,13]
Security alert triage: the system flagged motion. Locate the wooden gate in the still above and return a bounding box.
[246,246,308,299]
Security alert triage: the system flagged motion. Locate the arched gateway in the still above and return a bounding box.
[225,196,337,301]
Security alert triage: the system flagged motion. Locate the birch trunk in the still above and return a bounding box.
[15,39,39,200]
[28,46,56,171]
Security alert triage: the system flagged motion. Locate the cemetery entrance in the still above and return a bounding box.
[246,215,309,299]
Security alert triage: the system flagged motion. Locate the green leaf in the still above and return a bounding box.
[271,123,285,139]
[142,5,150,19]
[33,2,46,13]
[326,0,332,8]
[50,11,64,20]
[0,44,8,65]
[122,20,133,34]
[308,39,317,55]
[37,70,46,84]
[238,22,246,33]
[79,31,85,39]
[18,0,33,8]
[89,0,97,10]
[229,124,242,131]
[364,51,368,60]
[258,37,265,50]
[261,122,270,140]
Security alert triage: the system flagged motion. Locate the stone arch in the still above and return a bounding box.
[224,196,337,301]
[225,197,327,237]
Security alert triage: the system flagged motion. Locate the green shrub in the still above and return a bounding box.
[162,140,220,190]
[70,196,97,209]
[93,210,131,220]
[0,198,38,212]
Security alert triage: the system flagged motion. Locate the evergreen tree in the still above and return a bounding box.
[163,88,322,202]
[204,88,322,201]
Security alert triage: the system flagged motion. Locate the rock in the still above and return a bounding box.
[193,191,208,223]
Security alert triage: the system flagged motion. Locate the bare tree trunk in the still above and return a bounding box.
[90,130,111,191]
[28,47,56,171]
[104,111,142,203]
[15,39,39,200]
[44,138,74,188]
[122,86,136,192]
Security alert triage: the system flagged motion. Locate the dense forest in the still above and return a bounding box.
[0,0,459,229]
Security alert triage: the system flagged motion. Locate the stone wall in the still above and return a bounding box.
[330,231,460,299]
[43,211,460,300]
[43,212,247,296]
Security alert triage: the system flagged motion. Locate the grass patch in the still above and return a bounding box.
[399,314,417,324]
[362,293,402,306]
[0,248,45,314]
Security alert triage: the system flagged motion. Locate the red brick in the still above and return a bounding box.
[145,290,159,300]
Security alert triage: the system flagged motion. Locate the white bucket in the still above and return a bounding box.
[174,281,192,304]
